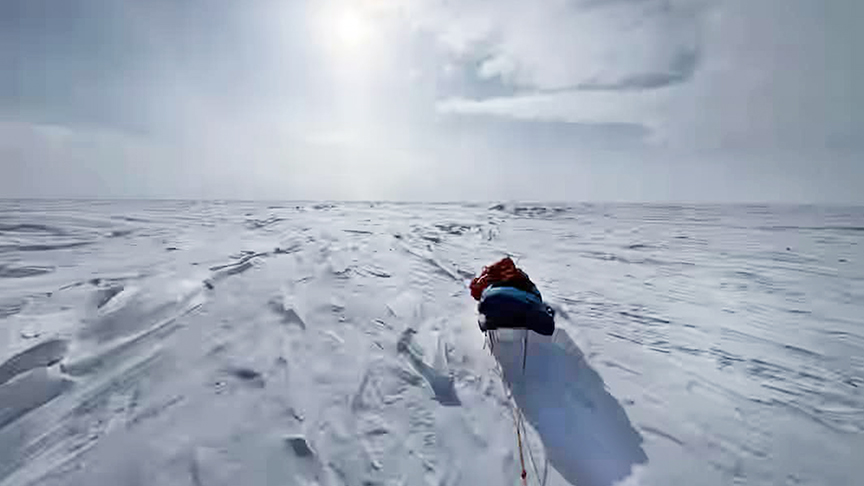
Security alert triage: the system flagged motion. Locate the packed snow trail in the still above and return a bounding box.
[0,201,862,485]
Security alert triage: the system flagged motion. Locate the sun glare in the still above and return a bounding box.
[334,9,371,49]
[314,3,384,68]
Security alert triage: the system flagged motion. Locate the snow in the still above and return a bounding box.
[0,200,862,486]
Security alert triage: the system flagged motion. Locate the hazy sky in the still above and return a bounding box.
[1,0,861,202]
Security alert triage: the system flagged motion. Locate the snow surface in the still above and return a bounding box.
[0,200,862,486]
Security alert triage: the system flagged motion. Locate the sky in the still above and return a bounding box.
[0,0,861,202]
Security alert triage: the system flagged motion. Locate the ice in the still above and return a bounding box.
[0,201,862,486]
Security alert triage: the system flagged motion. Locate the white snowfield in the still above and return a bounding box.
[0,201,862,486]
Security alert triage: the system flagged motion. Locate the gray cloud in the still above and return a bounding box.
[574,47,699,91]
[433,0,862,153]
[402,0,706,91]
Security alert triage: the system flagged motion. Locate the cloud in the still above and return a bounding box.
[400,0,706,91]
[572,47,699,91]
[430,0,863,152]
[391,0,714,145]
[436,89,667,140]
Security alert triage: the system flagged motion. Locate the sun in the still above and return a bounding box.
[313,3,381,64]
[334,9,372,49]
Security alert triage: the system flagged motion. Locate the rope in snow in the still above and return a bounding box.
[519,406,546,486]
[511,399,529,486]
[486,330,545,486]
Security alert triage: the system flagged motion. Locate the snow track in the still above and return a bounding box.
[0,201,862,486]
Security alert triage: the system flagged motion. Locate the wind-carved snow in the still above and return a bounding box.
[0,201,862,486]
[397,328,461,406]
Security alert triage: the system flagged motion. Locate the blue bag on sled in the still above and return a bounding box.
[478,285,555,336]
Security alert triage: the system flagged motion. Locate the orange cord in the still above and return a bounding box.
[515,407,528,486]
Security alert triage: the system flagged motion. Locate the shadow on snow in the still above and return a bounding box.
[492,328,647,486]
